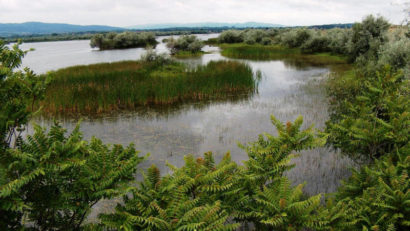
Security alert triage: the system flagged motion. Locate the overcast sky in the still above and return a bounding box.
[0,0,409,27]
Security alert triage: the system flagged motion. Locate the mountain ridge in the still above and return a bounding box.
[127,22,285,30]
[0,22,123,37]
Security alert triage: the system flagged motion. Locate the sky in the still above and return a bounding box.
[0,0,409,27]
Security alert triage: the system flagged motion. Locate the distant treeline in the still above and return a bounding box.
[1,24,355,44]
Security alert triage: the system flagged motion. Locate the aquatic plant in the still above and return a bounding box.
[38,60,256,115]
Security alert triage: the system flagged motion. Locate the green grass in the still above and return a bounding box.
[219,43,347,66]
[38,60,256,115]
[172,51,205,58]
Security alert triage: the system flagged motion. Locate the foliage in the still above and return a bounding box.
[98,115,329,231]
[38,60,256,115]
[333,151,410,230]
[0,40,48,149]
[90,32,157,50]
[241,115,325,187]
[0,40,49,229]
[166,35,204,55]
[1,123,144,230]
[348,15,390,62]
[140,48,171,65]
[98,153,241,231]
[252,178,323,231]
[301,34,331,53]
[326,66,409,161]
[218,30,244,43]
[279,29,313,48]
[377,36,410,71]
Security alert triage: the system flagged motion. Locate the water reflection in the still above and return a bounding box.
[23,36,353,201]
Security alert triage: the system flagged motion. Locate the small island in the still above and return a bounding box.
[166,35,205,58]
[37,54,256,115]
[90,31,158,50]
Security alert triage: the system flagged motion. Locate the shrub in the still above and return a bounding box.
[301,35,331,53]
[334,151,410,230]
[326,66,409,161]
[1,123,144,230]
[166,35,204,54]
[218,30,244,43]
[98,153,241,231]
[347,15,390,62]
[280,29,313,48]
[140,47,170,65]
[90,32,157,50]
[377,37,410,70]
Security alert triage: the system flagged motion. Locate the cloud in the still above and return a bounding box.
[0,0,407,26]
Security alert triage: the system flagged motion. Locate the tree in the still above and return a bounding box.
[348,15,390,62]
[0,40,48,229]
[0,40,144,230]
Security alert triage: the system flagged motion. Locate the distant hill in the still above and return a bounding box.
[0,21,354,38]
[128,22,284,30]
[0,22,124,37]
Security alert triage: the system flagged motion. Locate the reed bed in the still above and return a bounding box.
[220,43,347,65]
[38,60,256,115]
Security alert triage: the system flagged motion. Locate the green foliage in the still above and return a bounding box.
[333,151,410,230]
[377,36,410,71]
[90,32,158,50]
[280,29,313,48]
[0,40,48,149]
[39,60,256,115]
[348,15,390,62]
[98,153,241,231]
[166,35,204,55]
[1,123,144,230]
[301,34,331,54]
[218,30,244,43]
[0,40,49,229]
[241,115,325,186]
[252,177,323,231]
[327,66,409,161]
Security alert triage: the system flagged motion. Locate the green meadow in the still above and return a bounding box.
[38,60,256,115]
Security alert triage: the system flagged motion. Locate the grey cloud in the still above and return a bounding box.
[0,0,407,26]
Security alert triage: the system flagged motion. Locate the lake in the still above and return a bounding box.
[20,35,353,216]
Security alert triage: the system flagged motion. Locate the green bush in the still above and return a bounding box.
[347,15,390,62]
[90,32,157,50]
[327,66,409,161]
[280,29,313,48]
[166,35,204,55]
[218,30,244,43]
[1,123,144,230]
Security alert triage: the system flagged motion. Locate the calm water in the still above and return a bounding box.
[21,35,353,217]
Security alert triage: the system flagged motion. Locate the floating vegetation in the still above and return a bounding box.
[38,60,257,115]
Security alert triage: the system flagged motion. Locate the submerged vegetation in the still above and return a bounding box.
[38,57,256,115]
[90,31,157,50]
[1,14,409,230]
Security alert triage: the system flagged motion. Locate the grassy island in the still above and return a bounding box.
[38,60,256,115]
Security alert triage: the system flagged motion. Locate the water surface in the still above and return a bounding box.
[22,35,353,200]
